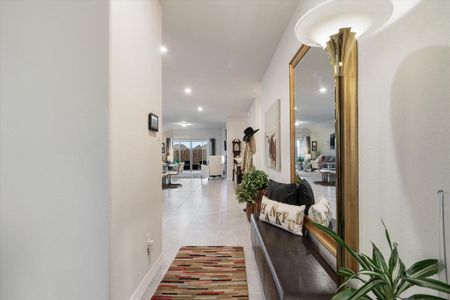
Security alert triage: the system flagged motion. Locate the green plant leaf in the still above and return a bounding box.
[407,259,439,278]
[349,278,385,300]
[397,259,440,295]
[407,294,449,300]
[331,288,374,300]
[371,286,389,300]
[389,244,406,283]
[316,221,450,300]
[313,223,369,269]
[338,267,356,279]
[404,277,450,294]
[338,274,364,291]
[331,289,355,300]
[381,219,393,251]
[360,253,381,272]
[332,289,372,300]
[372,242,389,274]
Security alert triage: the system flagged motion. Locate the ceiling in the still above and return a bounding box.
[295,47,334,126]
[161,0,299,130]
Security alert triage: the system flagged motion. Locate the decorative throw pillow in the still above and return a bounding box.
[267,179,298,205]
[259,196,306,236]
[297,178,315,208]
[309,195,332,227]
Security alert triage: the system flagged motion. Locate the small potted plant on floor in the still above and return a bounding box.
[315,221,450,300]
[236,169,268,220]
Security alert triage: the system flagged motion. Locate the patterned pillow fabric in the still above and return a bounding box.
[259,196,306,236]
[309,195,332,227]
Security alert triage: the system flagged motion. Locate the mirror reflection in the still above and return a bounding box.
[294,48,337,233]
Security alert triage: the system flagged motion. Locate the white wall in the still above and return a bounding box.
[308,120,335,157]
[250,0,450,290]
[109,1,162,300]
[226,116,249,179]
[0,1,110,299]
[0,1,163,299]
[359,0,450,287]
[249,0,326,183]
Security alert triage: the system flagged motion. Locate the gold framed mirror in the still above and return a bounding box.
[289,28,359,272]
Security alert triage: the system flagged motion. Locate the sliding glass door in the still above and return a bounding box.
[172,140,208,173]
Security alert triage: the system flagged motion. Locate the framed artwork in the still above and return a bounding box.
[161,143,165,153]
[265,99,281,170]
[330,133,335,149]
[311,141,317,152]
[149,113,159,132]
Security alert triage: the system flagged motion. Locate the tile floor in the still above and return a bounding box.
[142,178,264,300]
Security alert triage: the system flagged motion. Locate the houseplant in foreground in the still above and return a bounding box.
[236,169,268,219]
[315,221,450,300]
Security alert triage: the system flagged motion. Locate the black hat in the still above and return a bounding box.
[243,127,259,142]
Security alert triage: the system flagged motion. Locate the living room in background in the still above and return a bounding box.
[290,44,339,260]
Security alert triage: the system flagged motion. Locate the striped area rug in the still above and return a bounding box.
[152,246,249,299]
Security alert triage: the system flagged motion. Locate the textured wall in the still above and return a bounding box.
[0,1,109,299]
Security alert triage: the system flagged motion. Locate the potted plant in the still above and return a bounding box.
[236,170,268,220]
[315,221,450,300]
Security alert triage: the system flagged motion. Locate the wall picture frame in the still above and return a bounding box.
[311,141,317,151]
[265,99,281,170]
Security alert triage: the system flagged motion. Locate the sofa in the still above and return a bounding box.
[310,155,335,171]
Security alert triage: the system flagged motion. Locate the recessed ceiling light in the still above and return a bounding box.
[197,106,203,112]
[160,45,168,53]
[294,106,298,111]
[295,120,307,126]
[319,87,327,94]
[184,87,192,94]
[177,121,192,128]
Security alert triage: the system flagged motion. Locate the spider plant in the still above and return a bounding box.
[315,221,450,300]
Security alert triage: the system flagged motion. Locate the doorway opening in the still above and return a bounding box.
[172,140,209,175]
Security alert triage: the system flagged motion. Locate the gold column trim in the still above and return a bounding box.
[289,27,359,275]
[326,28,359,273]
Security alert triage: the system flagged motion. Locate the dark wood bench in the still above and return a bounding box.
[250,214,337,299]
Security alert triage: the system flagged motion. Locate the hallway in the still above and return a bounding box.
[143,179,263,299]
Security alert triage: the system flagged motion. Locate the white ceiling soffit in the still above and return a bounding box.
[161,0,300,130]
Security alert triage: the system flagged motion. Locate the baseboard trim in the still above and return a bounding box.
[129,254,163,300]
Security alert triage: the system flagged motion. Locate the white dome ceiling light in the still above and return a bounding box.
[294,0,393,48]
